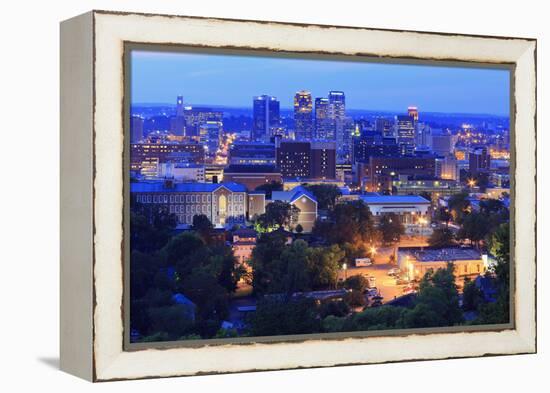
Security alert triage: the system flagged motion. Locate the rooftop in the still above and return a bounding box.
[130,181,247,193]
[360,194,431,205]
[398,246,482,262]
[271,186,317,204]
[224,164,280,174]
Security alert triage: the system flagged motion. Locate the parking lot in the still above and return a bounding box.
[337,245,418,304]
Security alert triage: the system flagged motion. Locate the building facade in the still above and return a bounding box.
[397,247,487,282]
[294,91,313,140]
[131,182,248,227]
[253,95,281,142]
[223,165,282,191]
[271,186,318,233]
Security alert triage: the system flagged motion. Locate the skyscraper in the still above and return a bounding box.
[469,146,491,175]
[253,95,280,142]
[375,118,394,138]
[395,115,416,155]
[130,116,144,143]
[327,91,347,159]
[407,106,419,122]
[170,95,186,136]
[176,95,185,117]
[311,141,337,179]
[276,140,311,178]
[314,97,331,140]
[294,91,313,140]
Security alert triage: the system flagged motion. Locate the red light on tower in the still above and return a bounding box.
[408,106,419,122]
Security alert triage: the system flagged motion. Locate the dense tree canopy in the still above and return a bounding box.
[256,201,300,231]
[428,227,456,248]
[254,181,283,199]
[378,213,405,245]
[304,184,342,210]
[313,200,375,246]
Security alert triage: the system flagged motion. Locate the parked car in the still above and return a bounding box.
[395,278,407,285]
[355,258,373,267]
[366,287,378,297]
[367,276,376,288]
[388,268,401,276]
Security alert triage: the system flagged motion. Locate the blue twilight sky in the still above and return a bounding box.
[131,50,510,116]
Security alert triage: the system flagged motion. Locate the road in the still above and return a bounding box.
[337,236,429,304]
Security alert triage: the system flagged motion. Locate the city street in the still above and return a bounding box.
[337,236,429,303]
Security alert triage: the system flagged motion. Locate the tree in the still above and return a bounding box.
[458,212,490,248]
[378,213,405,245]
[448,191,470,224]
[258,201,300,230]
[304,184,342,210]
[428,228,455,248]
[401,263,463,328]
[322,200,375,245]
[130,203,177,253]
[344,275,368,293]
[319,300,350,319]
[307,245,343,289]
[254,181,283,199]
[295,224,304,234]
[250,230,291,295]
[146,304,195,340]
[249,297,320,336]
[434,207,452,228]
[278,239,312,295]
[475,223,510,324]
[462,277,484,312]
[192,214,213,241]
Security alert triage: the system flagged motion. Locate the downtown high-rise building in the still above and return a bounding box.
[407,106,419,122]
[395,113,416,155]
[294,91,313,140]
[375,118,394,138]
[252,95,281,142]
[170,95,186,136]
[314,97,332,140]
[327,91,347,160]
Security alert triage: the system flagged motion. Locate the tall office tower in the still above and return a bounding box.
[469,146,491,175]
[294,91,313,140]
[375,118,395,138]
[130,116,144,143]
[170,95,186,136]
[252,95,281,142]
[176,95,185,117]
[415,122,431,146]
[395,115,416,155]
[276,140,311,178]
[311,141,337,179]
[328,91,346,146]
[337,117,355,163]
[314,97,331,140]
[183,106,223,138]
[199,121,223,160]
[352,137,399,163]
[407,106,419,122]
[429,130,457,156]
[435,154,459,180]
[229,142,276,166]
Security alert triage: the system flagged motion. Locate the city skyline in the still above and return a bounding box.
[131,50,511,116]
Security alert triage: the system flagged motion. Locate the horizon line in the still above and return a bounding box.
[131,102,510,118]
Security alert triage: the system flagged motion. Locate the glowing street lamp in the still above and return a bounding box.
[468,178,477,188]
[342,263,348,281]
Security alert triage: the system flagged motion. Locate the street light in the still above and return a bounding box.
[342,263,348,281]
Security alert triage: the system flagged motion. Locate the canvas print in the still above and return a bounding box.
[127,49,512,344]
